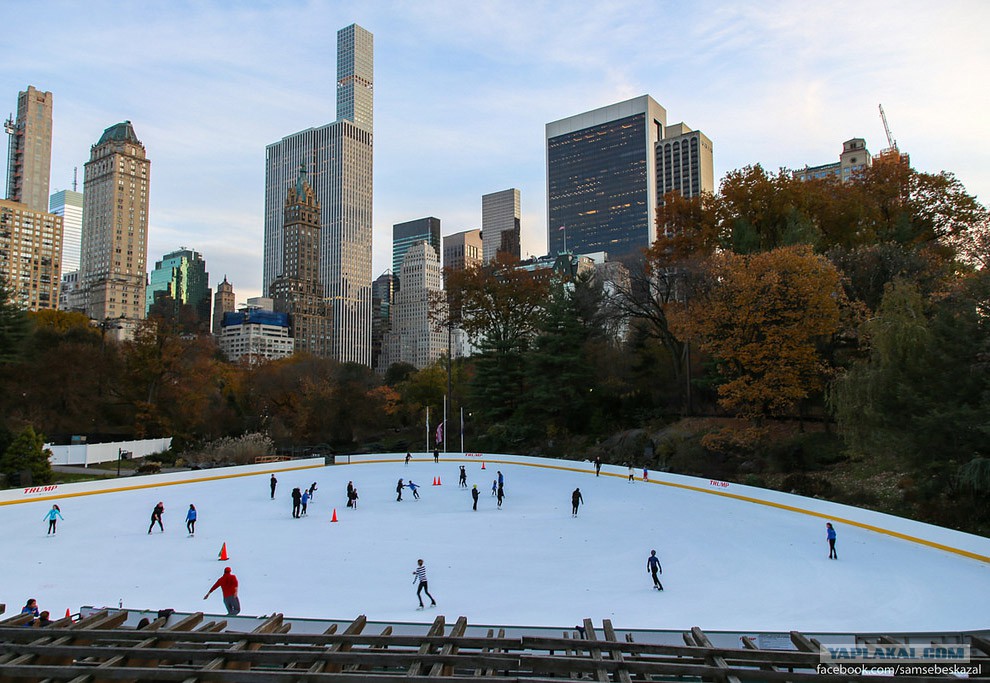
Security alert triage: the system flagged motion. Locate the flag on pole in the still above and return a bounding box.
[436,421,444,445]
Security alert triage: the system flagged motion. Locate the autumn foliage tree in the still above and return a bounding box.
[667,245,844,422]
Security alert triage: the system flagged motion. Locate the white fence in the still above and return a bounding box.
[45,438,173,467]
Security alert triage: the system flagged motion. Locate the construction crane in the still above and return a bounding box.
[878,103,898,152]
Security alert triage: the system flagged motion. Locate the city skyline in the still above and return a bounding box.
[2,1,988,302]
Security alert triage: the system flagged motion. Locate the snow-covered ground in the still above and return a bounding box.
[2,457,988,633]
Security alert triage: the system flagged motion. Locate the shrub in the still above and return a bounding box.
[136,461,161,475]
[185,433,275,467]
[0,425,53,485]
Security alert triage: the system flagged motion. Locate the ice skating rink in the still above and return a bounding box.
[2,456,988,632]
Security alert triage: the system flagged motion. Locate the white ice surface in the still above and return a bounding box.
[2,458,988,632]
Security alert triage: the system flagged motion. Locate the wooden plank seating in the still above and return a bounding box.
[0,613,986,682]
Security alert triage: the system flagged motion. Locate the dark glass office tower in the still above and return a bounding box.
[392,217,440,288]
[546,96,666,264]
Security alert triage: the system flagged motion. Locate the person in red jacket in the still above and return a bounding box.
[204,567,240,615]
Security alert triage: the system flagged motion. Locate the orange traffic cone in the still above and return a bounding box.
[331,508,338,522]
[432,476,438,486]
[437,476,442,486]
[481,461,486,470]
[65,608,71,620]
[218,542,229,561]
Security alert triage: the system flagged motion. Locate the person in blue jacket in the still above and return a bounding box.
[186,504,197,535]
[407,480,421,499]
[43,505,63,535]
[647,550,663,590]
[301,490,309,515]
[826,522,838,559]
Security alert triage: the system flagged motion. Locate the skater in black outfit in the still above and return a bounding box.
[571,488,583,517]
[497,483,504,508]
[270,474,277,499]
[412,559,436,608]
[396,479,404,501]
[471,484,480,510]
[647,550,663,590]
[291,487,302,518]
[405,452,411,465]
[308,482,317,501]
[348,487,359,509]
[148,502,165,533]
[458,466,467,487]
[433,448,439,463]
[594,457,602,477]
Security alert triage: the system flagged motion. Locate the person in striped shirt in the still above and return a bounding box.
[412,559,436,609]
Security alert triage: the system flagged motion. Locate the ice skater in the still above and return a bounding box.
[396,478,404,502]
[43,504,63,535]
[148,501,165,534]
[627,464,634,482]
[643,467,649,482]
[434,448,439,463]
[186,504,197,535]
[204,566,240,615]
[270,474,277,499]
[571,488,583,517]
[308,482,317,501]
[647,550,663,590]
[826,522,838,559]
[458,466,467,487]
[405,452,411,465]
[291,487,302,518]
[471,484,480,510]
[497,482,504,509]
[412,559,436,609]
[348,486,359,509]
[594,457,602,477]
[497,470,504,493]
[301,490,309,515]
[491,479,497,496]
[408,480,421,499]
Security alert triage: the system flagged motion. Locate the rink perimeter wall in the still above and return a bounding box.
[0,457,325,507]
[346,452,990,564]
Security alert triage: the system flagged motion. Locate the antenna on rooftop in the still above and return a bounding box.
[72,167,78,192]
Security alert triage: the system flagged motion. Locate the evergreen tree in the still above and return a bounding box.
[0,279,29,364]
[0,425,53,485]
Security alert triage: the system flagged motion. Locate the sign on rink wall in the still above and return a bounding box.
[0,457,325,506]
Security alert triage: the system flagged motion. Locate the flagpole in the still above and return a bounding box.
[460,406,464,454]
[443,395,448,454]
[425,406,430,454]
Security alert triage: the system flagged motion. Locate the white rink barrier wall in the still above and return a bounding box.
[0,458,325,506]
[46,438,173,466]
[343,452,990,564]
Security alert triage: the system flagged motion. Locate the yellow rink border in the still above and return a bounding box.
[0,462,324,507]
[350,456,990,565]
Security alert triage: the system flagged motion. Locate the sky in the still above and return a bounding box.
[3,0,989,302]
[3,457,988,631]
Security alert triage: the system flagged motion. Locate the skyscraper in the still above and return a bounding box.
[481,189,520,263]
[49,188,83,273]
[264,23,373,366]
[546,95,667,263]
[146,248,211,331]
[393,217,440,285]
[0,199,62,310]
[213,276,235,336]
[379,241,446,371]
[442,228,482,273]
[269,168,333,357]
[79,121,151,324]
[5,86,53,213]
[656,123,714,200]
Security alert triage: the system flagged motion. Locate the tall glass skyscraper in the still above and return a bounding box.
[264,23,373,366]
[392,217,440,286]
[145,248,210,330]
[49,189,83,273]
[481,189,520,263]
[546,96,666,263]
